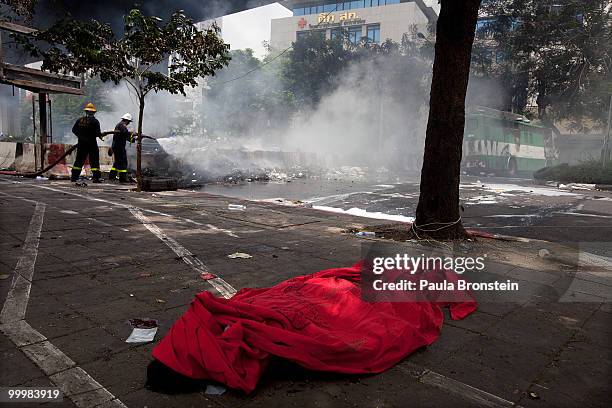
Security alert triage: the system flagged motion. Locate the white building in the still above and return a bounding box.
[270,0,438,51]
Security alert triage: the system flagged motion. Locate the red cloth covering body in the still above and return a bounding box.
[152,263,476,393]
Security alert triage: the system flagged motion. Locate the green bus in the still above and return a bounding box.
[462,106,558,176]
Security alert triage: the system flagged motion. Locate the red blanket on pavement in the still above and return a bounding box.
[152,263,477,393]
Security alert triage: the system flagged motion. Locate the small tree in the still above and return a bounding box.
[20,9,230,189]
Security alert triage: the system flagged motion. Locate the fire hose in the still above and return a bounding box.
[0,131,156,178]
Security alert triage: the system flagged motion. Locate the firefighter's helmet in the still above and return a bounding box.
[121,113,133,122]
[84,102,97,112]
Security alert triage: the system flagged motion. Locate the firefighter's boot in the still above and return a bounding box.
[92,169,102,183]
[108,169,118,181]
[71,167,81,182]
[119,172,129,183]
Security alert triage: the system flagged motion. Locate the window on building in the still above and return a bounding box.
[476,17,496,36]
[350,1,364,9]
[294,7,304,16]
[324,4,336,12]
[312,29,326,39]
[495,50,505,63]
[348,26,362,44]
[466,119,478,131]
[330,28,343,41]
[366,24,380,43]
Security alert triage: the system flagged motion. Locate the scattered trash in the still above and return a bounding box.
[228,252,253,259]
[200,272,217,280]
[228,204,246,211]
[538,249,551,258]
[156,298,166,304]
[126,318,158,343]
[129,293,134,297]
[0,274,10,280]
[528,391,540,400]
[355,231,376,237]
[281,247,290,250]
[35,176,48,181]
[151,193,158,197]
[205,384,226,396]
[139,272,152,278]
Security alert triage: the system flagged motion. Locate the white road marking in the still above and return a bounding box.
[0,202,45,323]
[26,183,239,238]
[130,207,237,299]
[0,194,127,408]
[554,211,612,219]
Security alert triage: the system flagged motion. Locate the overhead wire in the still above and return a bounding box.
[208,4,340,87]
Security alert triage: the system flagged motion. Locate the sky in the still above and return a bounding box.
[221,3,292,58]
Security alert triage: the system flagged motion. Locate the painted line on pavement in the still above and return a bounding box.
[0,202,46,323]
[0,193,127,408]
[398,362,518,407]
[21,182,240,238]
[130,207,237,299]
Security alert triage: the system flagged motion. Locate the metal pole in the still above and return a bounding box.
[39,93,48,171]
[48,97,53,144]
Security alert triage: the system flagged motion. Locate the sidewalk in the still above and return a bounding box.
[0,178,610,407]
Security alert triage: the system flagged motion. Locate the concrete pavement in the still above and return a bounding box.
[0,177,610,407]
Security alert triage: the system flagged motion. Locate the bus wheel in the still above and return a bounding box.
[507,157,517,176]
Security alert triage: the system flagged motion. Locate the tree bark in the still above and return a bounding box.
[136,97,145,192]
[414,0,481,240]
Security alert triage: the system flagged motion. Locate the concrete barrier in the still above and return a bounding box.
[0,142,114,177]
[0,142,16,169]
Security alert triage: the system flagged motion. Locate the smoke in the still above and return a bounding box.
[282,56,430,172]
[150,44,433,179]
[30,0,270,29]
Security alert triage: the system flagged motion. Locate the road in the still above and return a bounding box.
[205,175,612,248]
[0,176,610,407]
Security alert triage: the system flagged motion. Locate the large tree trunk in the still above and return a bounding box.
[136,97,145,192]
[414,0,481,240]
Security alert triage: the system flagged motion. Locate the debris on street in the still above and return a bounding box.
[200,272,217,280]
[126,318,159,343]
[205,384,227,396]
[227,252,252,259]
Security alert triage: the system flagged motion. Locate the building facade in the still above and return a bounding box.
[270,0,437,50]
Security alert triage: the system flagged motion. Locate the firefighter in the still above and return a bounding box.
[108,113,134,183]
[71,102,103,183]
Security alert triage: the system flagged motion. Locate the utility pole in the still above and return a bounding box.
[602,94,612,166]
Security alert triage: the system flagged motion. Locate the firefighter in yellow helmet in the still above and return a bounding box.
[71,103,103,183]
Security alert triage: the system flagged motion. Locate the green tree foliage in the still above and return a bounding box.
[50,77,112,142]
[281,32,354,108]
[280,29,432,112]
[0,0,37,21]
[19,8,231,188]
[475,0,611,131]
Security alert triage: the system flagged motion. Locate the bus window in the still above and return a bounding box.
[466,119,478,131]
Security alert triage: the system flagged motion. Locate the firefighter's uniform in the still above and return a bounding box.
[71,103,102,182]
[109,115,134,182]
